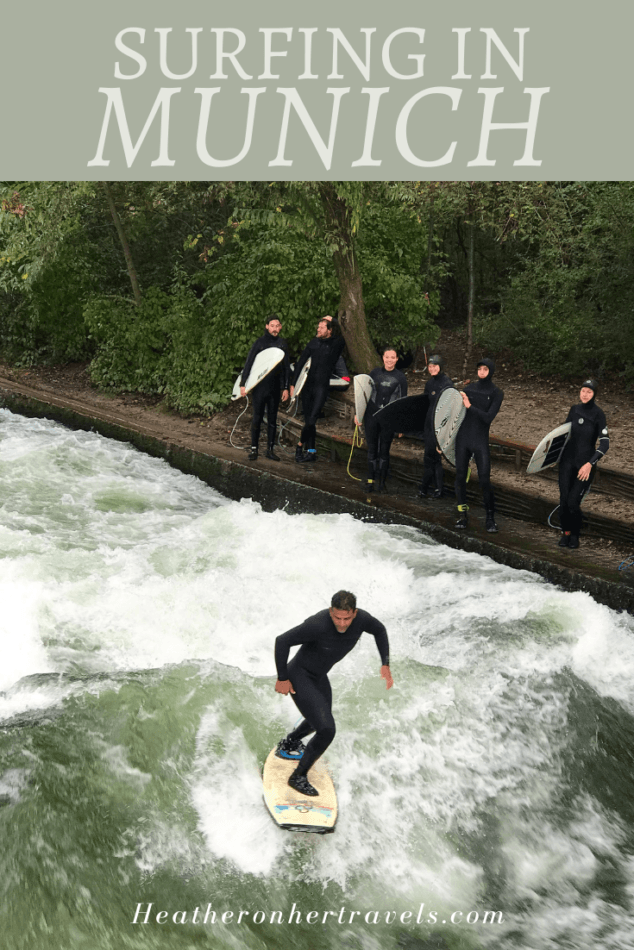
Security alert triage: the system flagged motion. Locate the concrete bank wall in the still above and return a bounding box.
[2,390,633,615]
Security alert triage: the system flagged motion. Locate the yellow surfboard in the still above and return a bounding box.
[262,748,337,834]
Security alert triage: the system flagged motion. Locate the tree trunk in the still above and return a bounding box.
[425,197,435,275]
[102,182,143,307]
[331,247,378,374]
[317,183,378,374]
[462,220,475,379]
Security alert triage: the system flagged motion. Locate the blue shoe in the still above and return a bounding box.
[275,737,305,761]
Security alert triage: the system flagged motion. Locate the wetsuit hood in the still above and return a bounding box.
[581,378,598,402]
[428,354,444,371]
[476,357,496,378]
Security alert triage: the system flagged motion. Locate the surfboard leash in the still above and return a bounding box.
[547,482,592,532]
[346,425,365,482]
[276,399,302,458]
[228,397,250,449]
[229,395,298,457]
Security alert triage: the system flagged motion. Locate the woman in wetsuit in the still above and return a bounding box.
[558,379,609,549]
[419,354,452,498]
[355,347,408,494]
[454,358,504,532]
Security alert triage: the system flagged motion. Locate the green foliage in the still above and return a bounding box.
[85,289,172,394]
[84,222,338,413]
[229,181,442,362]
[196,220,338,353]
[4,180,634,402]
[356,202,441,353]
[475,294,597,376]
[86,288,234,412]
[473,183,634,380]
[0,184,100,363]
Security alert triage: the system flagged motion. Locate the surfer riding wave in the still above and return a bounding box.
[274,590,393,797]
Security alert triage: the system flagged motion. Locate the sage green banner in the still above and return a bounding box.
[2,0,632,179]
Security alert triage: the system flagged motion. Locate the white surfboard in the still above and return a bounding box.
[287,357,312,410]
[434,388,466,466]
[526,422,572,474]
[231,347,285,401]
[262,748,337,834]
[354,374,374,423]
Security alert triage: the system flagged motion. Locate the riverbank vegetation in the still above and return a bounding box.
[1,181,633,413]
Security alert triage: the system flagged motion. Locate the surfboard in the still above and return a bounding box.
[231,347,285,401]
[354,374,374,423]
[262,748,337,834]
[330,356,350,389]
[434,388,466,466]
[526,422,572,474]
[374,393,429,435]
[287,357,312,410]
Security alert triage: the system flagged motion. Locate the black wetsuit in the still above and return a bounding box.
[454,362,504,511]
[294,334,346,450]
[558,400,609,536]
[242,331,291,448]
[364,367,408,477]
[420,371,452,494]
[275,608,390,776]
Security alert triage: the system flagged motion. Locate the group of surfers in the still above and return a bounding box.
[240,315,610,799]
[240,312,610,551]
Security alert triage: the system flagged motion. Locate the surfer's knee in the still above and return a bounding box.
[319,721,336,745]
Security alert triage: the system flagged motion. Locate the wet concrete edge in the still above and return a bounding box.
[2,390,633,615]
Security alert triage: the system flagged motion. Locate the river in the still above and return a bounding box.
[1,408,633,950]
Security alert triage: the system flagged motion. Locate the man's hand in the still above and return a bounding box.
[240,386,246,398]
[380,665,394,689]
[275,679,295,695]
[461,392,471,409]
[578,462,593,481]
[282,389,289,402]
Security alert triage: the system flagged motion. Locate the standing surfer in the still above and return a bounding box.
[274,591,393,797]
[558,380,609,549]
[454,358,504,533]
[418,355,452,499]
[293,317,346,463]
[240,315,291,461]
[355,347,408,494]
